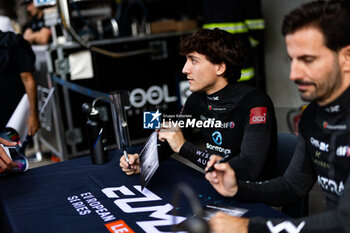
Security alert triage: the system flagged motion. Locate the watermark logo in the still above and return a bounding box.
[212,131,222,145]
[143,110,161,129]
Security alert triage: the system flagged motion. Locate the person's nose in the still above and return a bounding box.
[289,60,303,82]
[182,60,191,75]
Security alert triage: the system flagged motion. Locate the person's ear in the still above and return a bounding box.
[339,45,350,72]
[216,62,226,76]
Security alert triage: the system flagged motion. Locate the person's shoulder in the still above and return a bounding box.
[300,102,317,119]
[241,84,269,97]
[12,32,33,52]
[0,31,27,47]
[236,84,274,106]
[0,31,14,43]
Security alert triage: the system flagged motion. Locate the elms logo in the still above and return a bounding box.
[143,110,161,129]
[212,131,222,145]
[105,220,134,233]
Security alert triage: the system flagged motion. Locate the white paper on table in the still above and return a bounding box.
[6,94,30,144]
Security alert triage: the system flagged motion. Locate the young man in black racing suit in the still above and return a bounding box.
[120,28,277,181]
[205,1,350,232]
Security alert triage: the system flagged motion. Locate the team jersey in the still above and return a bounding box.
[236,87,350,232]
[158,83,277,181]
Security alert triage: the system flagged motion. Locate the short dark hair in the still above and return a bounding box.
[178,28,244,83]
[282,0,350,52]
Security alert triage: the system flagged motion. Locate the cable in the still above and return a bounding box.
[171,183,210,233]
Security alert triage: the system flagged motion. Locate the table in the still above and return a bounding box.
[0,147,287,233]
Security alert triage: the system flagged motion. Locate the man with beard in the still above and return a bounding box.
[205,1,350,232]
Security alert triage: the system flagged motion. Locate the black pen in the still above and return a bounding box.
[205,154,231,173]
[122,144,131,169]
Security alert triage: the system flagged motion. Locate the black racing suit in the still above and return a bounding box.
[236,87,350,232]
[158,83,277,181]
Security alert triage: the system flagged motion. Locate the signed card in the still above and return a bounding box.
[201,204,248,220]
[139,131,159,190]
[176,204,248,230]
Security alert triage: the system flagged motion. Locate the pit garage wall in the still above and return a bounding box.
[261,0,312,133]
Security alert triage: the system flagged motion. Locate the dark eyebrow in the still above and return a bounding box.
[187,54,200,60]
[287,54,317,61]
[297,55,316,60]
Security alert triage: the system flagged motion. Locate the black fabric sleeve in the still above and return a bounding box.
[178,141,211,169]
[158,132,209,167]
[233,135,349,233]
[14,34,36,73]
[235,134,315,205]
[248,174,350,233]
[228,91,277,180]
[177,93,212,168]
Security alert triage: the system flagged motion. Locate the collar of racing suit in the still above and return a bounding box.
[318,85,350,114]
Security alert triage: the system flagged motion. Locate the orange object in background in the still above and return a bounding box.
[288,105,308,135]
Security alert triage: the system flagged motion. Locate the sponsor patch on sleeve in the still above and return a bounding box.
[105,220,135,233]
[249,107,267,124]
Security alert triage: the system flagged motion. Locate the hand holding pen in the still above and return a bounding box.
[204,154,238,197]
[119,145,141,176]
[205,154,231,173]
[122,144,131,169]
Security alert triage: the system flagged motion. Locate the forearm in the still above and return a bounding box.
[229,94,277,181]
[236,177,304,206]
[24,28,51,45]
[229,131,274,181]
[236,135,315,206]
[239,177,350,233]
[21,72,38,117]
[249,209,349,233]
[34,28,51,45]
[178,141,211,169]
